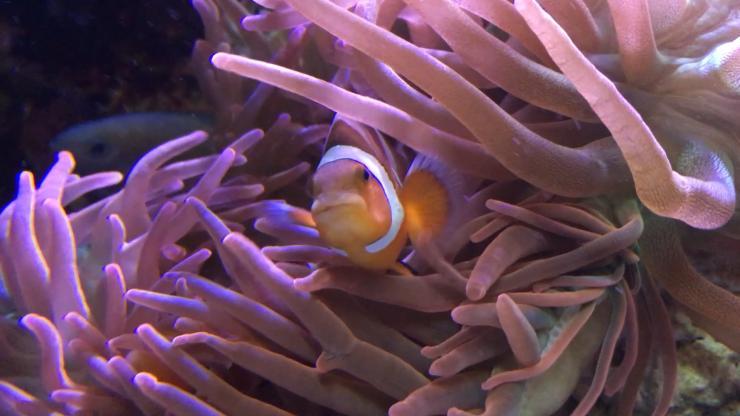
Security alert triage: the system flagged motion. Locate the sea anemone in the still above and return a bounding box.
[1,0,739,415]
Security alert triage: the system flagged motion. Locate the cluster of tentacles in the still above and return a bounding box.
[1,0,739,415]
[0,128,670,415]
[213,0,740,349]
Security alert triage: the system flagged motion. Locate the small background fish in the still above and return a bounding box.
[50,112,214,175]
[0,1,205,205]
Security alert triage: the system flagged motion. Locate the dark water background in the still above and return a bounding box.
[0,0,205,205]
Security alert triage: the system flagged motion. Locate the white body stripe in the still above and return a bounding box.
[318,145,404,253]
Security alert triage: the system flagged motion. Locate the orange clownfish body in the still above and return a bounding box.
[311,145,449,271]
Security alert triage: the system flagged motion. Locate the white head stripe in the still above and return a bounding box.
[318,145,404,253]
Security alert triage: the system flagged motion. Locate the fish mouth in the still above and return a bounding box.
[311,193,365,216]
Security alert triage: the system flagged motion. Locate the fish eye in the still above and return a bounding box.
[362,167,371,182]
[89,141,108,157]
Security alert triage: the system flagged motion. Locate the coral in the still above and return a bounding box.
[1,0,739,415]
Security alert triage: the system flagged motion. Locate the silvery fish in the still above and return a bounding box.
[50,112,214,175]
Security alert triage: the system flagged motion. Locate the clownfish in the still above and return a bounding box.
[311,145,452,271]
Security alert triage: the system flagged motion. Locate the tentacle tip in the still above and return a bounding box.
[289,24,307,40]
[450,306,465,323]
[388,401,411,416]
[211,51,233,69]
[170,335,193,348]
[292,276,313,291]
[18,314,33,328]
[134,323,156,337]
[185,196,206,208]
[19,313,46,329]
[427,362,448,377]
[234,154,248,166]
[419,346,436,359]
[133,372,157,389]
[466,282,487,301]
[124,289,141,302]
[57,150,76,164]
[221,231,241,246]
[40,197,60,210]
[496,293,514,307]
[240,16,258,31]
[19,170,35,184]
[315,351,340,373]
[481,379,495,390]
[294,267,326,290]
[62,311,81,324]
